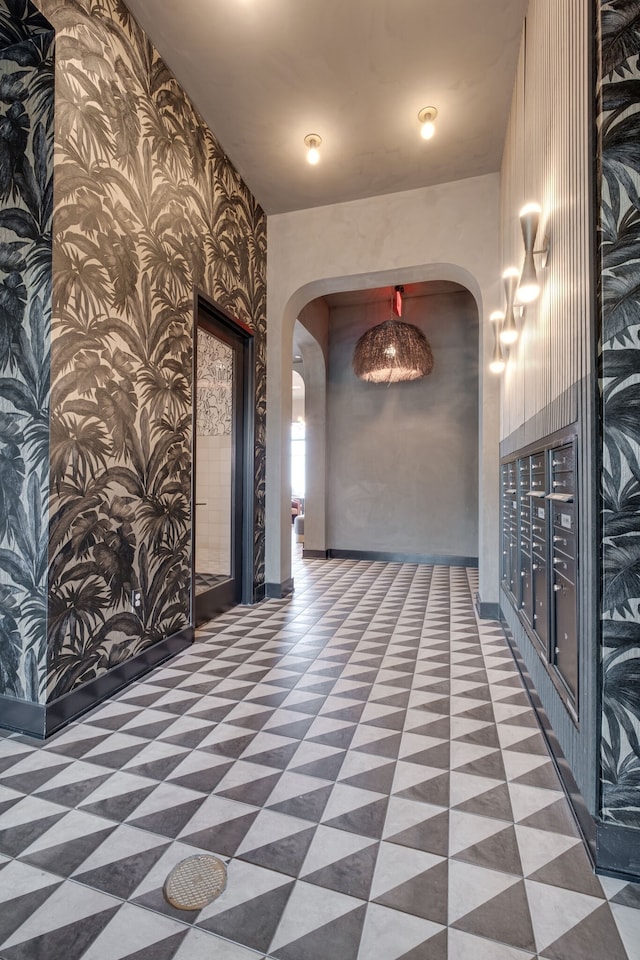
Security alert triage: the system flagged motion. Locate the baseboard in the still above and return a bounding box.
[266,577,294,599]
[501,620,597,863]
[474,593,501,620]
[595,820,640,882]
[253,583,266,602]
[303,549,329,559]
[327,549,479,567]
[0,626,194,739]
[0,694,46,738]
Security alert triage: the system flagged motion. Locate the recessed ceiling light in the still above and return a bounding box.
[418,106,438,140]
[304,134,322,165]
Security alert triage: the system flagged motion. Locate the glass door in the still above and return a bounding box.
[193,305,249,624]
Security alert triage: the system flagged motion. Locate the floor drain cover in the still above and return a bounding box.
[163,855,227,910]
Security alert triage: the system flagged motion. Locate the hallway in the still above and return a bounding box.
[0,557,638,960]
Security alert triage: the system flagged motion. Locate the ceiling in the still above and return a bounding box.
[123,0,528,215]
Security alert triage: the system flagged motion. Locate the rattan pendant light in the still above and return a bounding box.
[352,286,434,383]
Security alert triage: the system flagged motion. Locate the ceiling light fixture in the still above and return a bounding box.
[518,202,549,303]
[304,134,322,165]
[352,286,434,384]
[489,311,506,374]
[418,106,438,140]
[500,268,520,345]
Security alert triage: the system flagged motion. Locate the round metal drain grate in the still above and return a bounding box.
[163,855,227,910]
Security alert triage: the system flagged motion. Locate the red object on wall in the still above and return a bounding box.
[393,286,403,317]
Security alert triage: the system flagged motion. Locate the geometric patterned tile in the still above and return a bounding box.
[0,558,635,960]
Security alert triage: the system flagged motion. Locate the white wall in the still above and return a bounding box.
[266,172,502,601]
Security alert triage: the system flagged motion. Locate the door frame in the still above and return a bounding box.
[191,290,255,625]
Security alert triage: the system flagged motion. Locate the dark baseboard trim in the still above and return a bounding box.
[266,578,294,599]
[0,626,194,740]
[501,619,597,863]
[474,593,501,620]
[327,549,479,567]
[595,820,640,882]
[0,694,46,738]
[303,549,329,559]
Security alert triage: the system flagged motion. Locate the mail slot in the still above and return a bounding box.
[551,443,575,474]
[553,570,578,699]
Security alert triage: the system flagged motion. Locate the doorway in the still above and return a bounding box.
[193,296,254,625]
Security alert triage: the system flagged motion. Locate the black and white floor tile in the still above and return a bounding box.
[1,556,639,960]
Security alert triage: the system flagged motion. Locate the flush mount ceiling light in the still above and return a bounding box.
[518,202,549,303]
[500,267,520,345]
[352,286,434,384]
[489,311,506,374]
[418,106,438,140]
[304,134,322,165]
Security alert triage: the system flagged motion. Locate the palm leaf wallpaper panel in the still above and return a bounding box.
[599,0,640,828]
[20,0,265,702]
[0,1,54,703]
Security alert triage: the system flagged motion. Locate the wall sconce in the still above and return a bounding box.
[489,311,506,374]
[500,267,520,345]
[518,202,549,303]
[304,134,322,165]
[418,106,438,140]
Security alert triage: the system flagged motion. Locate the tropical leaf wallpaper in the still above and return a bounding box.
[0,1,54,703]
[4,0,266,703]
[599,0,640,827]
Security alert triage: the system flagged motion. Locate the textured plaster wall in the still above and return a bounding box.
[326,291,479,559]
[266,173,501,600]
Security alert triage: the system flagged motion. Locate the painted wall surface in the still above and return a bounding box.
[497,0,598,809]
[266,173,501,602]
[326,292,478,559]
[0,2,54,703]
[598,0,640,830]
[26,0,267,701]
[295,300,329,554]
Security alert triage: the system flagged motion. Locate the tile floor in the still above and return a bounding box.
[0,557,639,960]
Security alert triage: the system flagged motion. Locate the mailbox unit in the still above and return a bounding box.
[500,435,578,716]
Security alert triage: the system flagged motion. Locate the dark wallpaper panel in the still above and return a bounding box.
[0,2,54,703]
[599,0,640,828]
[36,0,266,699]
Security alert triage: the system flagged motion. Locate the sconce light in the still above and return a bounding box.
[518,202,548,303]
[500,267,520,345]
[489,311,506,374]
[304,134,322,165]
[418,106,438,140]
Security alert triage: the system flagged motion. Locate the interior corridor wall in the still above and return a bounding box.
[266,173,502,606]
[326,290,478,561]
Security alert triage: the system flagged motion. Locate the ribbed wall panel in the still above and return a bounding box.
[500,0,591,435]
[499,1,597,812]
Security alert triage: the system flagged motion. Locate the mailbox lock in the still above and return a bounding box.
[532,563,539,570]
[553,583,562,592]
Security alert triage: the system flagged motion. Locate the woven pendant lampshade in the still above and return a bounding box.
[352,289,434,383]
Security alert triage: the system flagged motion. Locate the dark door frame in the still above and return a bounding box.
[191,290,255,625]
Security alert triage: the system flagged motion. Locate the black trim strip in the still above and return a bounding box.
[501,615,597,862]
[0,627,194,739]
[595,821,640,882]
[265,578,294,599]
[303,549,329,560]
[327,549,478,567]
